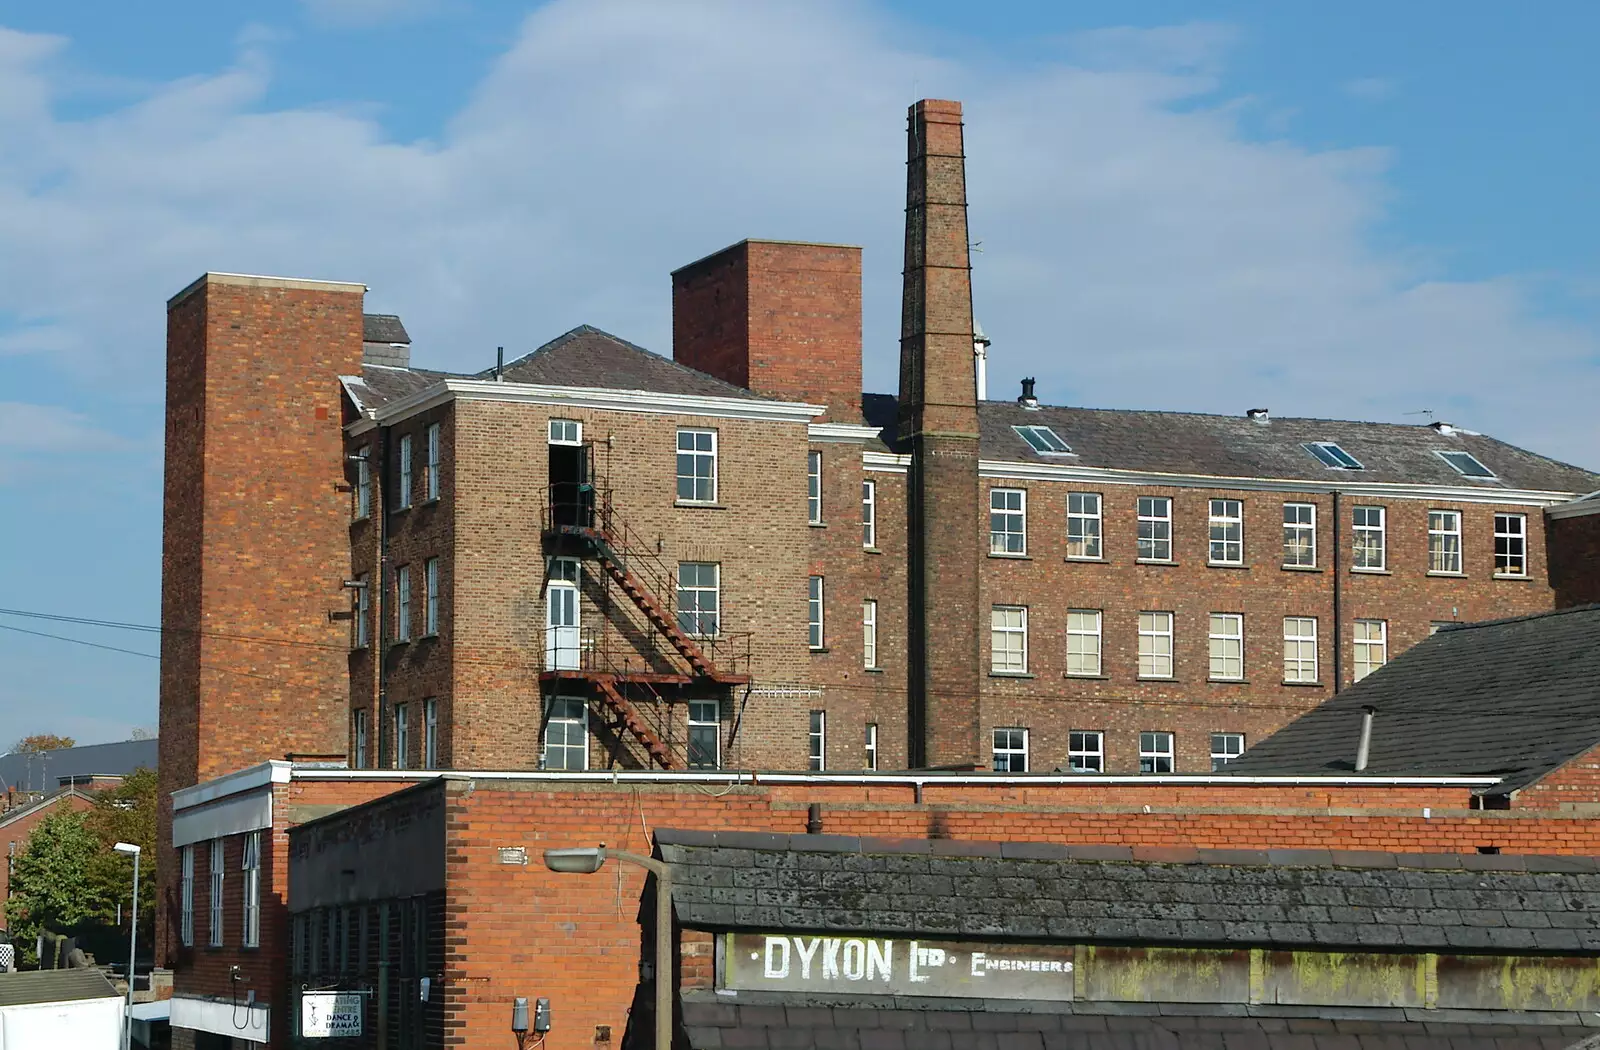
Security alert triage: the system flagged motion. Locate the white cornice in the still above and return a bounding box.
[1547,492,1600,520]
[362,378,823,427]
[975,459,1580,506]
[864,451,910,474]
[809,422,884,444]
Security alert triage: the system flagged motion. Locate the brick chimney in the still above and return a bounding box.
[157,273,364,962]
[672,239,863,421]
[899,99,983,769]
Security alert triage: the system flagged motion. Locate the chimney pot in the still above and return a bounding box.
[1354,705,1377,772]
[1429,420,1455,434]
[1018,377,1039,410]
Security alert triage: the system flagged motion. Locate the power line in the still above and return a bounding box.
[0,622,283,683]
[0,606,350,652]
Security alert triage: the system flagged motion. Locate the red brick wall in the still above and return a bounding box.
[1548,509,1600,608]
[672,240,864,422]
[0,791,93,902]
[158,274,366,965]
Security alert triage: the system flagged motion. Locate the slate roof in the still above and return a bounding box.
[486,326,769,400]
[681,999,1596,1050]
[340,365,455,413]
[658,829,1600,955]
[362,313,410,344]
[1227,605,1600,795]
[865,394,1600,492]
[0,967,120,1007]
[0,739,156,795]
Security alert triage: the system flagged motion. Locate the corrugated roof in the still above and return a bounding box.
[0,968,119,1007]
[1228,605,1600,794]
[0,740,156,795]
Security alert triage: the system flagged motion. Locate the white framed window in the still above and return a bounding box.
[1428,510,1463,574]
[1137,497,1172,561]
[992,727,1028,773]
[1283,503,1316,567]
[544,696,588,771]
[1067,493,1102,559]
[1436,449,1495,478]
[425,423,441,501]
[676,429,717,503]
[1210,733,1245,771]
[394,702,410,769]
[1138,611,1174,678]
[808,576,825,649]
[396,434,413,510]
[1208,499,1243,565]
[424,698,439,769]
[688,700,719,770]
[1068,731,1103,773]
[1066,610,1102,677]
[862,600,878,669]
[1353,506,1386,570]
[1283,617,1318,683]
[1013,425,1072,454]
[676,562,720,638]
[180,845,195,948]
[208,838,224,947]
[989,488,1026,555]
[809,710,826,771]
[394,564,412,642]
[1208,613,1244,681]
[1353,619,1387,681]
[990,606,1028,674]
[1304,442,1364,470]
[548,419,582,445]
[354,574,370,648]
[864,723,878,771]
[1495,513,1527,577]
[354,447,371,519]
[354,709,368,769]
[861,480,877,548]
[424,557,439,635]
[1139,731,1175,774]
[242,831,260,949]
[807,451,822,524]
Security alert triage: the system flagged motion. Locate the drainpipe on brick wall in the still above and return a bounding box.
[377,424,392,768]
[1332,490,1342,694]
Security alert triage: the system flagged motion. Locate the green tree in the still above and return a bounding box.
[4,808,111,965]
[84,767,158,948]
[11,734,75,754]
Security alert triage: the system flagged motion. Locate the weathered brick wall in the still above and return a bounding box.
[672,240,863,422]
[158,275,364,964]
[1548,509,1600,608]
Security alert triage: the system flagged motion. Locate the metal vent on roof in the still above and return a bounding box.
[1435,449,1495,478]
[1303,442,1364,470]
[1013,425,1072,455]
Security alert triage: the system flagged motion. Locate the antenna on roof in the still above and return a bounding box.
[1403,409,1435,421]
[495,347,504,383]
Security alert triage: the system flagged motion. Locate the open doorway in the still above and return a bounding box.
[548,419,593,527]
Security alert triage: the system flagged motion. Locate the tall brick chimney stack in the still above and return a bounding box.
[899,99,983,768]
[156,273,365,962]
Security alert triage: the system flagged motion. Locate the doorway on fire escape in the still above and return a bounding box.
[545,558,581,671]
[548,419,593,527]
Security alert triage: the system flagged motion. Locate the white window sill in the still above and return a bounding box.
[1136,558,1177,566]
[1136,675,1175,682]
[1494,573,1531,581]
[1350,567,1391,575]
[674,500,726,510]
[1208,678,1247,685]
[1281,564,1321,572]
[809,521,826,528]
[1207,562,1248,570]
[1064,673,1109,680]
[1065,556,1108,564]
[1426,570,1466,578]
[863,546,883,554]
[1282,680,1326,688]
[988,551,1030,560]
[989,670,1035,678]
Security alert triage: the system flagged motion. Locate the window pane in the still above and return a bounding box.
[1067,493,1102,559]
[807,451,822,524]
[1066,610,1102,676]
[1208,613,1243,680]
[1139,731,1174,774]
[1494,514,1527,576]
[989,489,1026,555]
[862,481,876,548]
[1210,733,1245,771]
[1283,617,1318,683]
[676,562,719,637]
[808,576,825,649]
[1283,503,1316,567]
[1138,612,1173,678]
[1137,497,1172,561]
[992,728,1028,772]
[1068,731,1103,773]
[1208,499,1243,564]
[991,606,1028,673]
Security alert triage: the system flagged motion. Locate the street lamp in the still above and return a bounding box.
[543,846,672,1050]
[112,843,141,1050]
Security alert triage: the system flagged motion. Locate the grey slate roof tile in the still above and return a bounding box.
[1228,605,1600,795]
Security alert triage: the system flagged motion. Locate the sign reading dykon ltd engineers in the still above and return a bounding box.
[722,933,1075,1001]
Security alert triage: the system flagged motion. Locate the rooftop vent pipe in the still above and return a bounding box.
[1018,377,1039,410]
[1354,705,1377,772]
[1429,420,1455,435]
[495,346,505,382]
[1247,408,1270,423]
[973,320,991,401]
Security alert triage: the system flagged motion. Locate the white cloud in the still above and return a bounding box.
[0,0,1595,473]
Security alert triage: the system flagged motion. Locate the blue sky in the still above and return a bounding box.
[1,0,1596,747]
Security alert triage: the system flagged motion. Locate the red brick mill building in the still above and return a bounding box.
[153,100,1600,1047]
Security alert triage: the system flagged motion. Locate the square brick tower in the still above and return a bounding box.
[899,100,983,768]
[156,274,365,961]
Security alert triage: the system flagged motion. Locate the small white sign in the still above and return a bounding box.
[302,991,363,1038]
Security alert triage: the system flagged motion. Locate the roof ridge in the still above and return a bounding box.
[491,324,784,401]
[1439,603,1600,633]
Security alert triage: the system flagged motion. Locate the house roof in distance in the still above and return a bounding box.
[0,967,120,1007]
[1228,605,1600,796]
[0,739,156,795]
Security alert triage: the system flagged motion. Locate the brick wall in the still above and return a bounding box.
[0,791,93,902]
[1548,508,1600,607]
[159,274,366,965]
[672,240,863,422]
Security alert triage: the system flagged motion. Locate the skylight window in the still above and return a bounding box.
[1303,442,1363,470]
[1013,425,1072,455]
[1435,450,1495,479]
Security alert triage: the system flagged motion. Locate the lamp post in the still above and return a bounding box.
[112,842,141,1050]
[544,846,672,1050]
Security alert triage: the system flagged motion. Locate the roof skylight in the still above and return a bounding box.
[1435,450,1496,479]
[1303,442,1364,470]
[1013,425,1072,455]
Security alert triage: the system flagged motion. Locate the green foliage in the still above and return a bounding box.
[4,809,110,964]
[84,767,158,937]
[11,734,75,754]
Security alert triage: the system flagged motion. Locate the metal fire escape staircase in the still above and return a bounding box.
[541,468,749,769]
